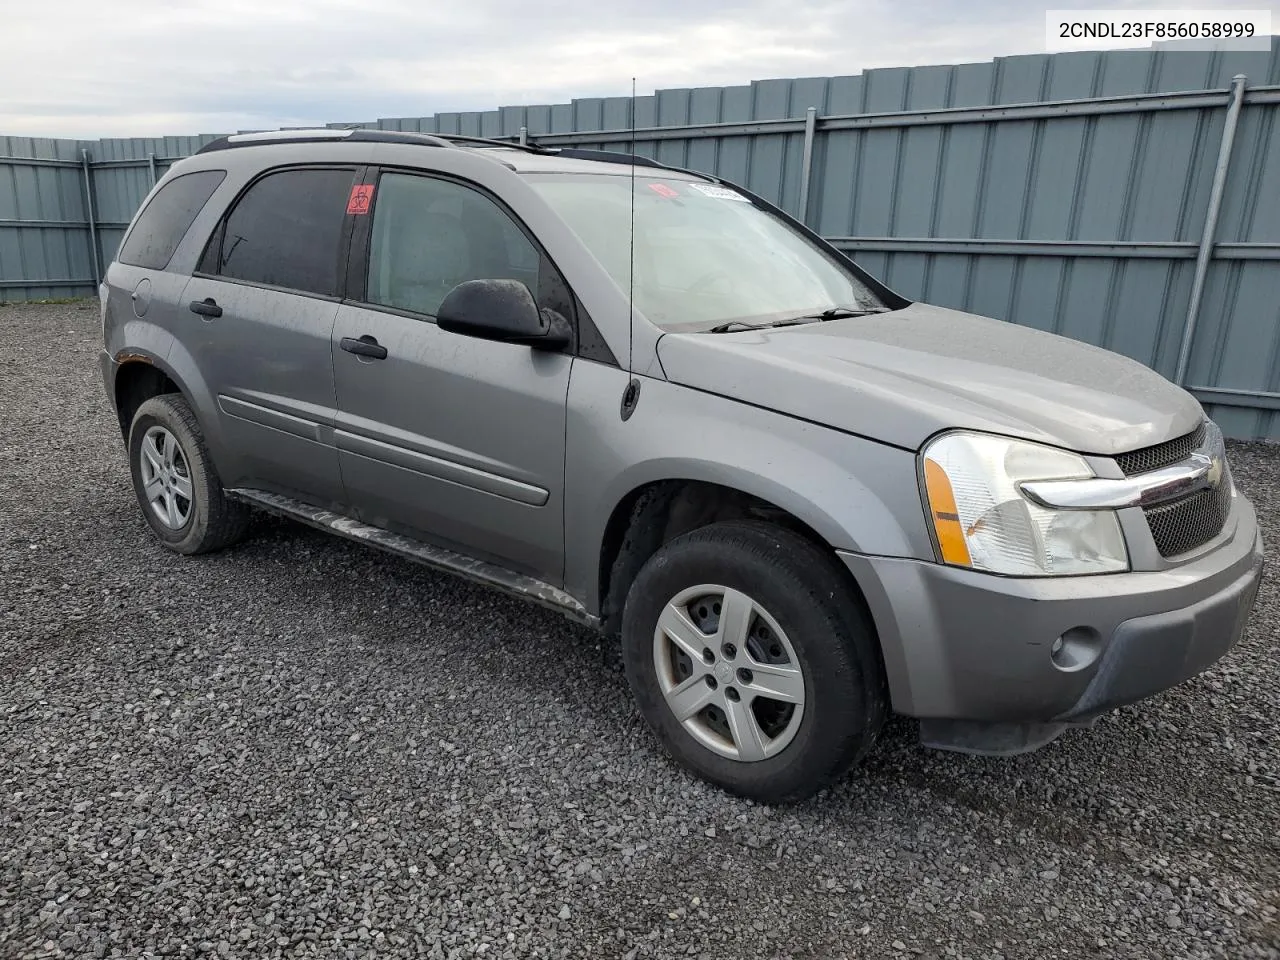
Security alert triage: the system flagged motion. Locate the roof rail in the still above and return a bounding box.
[194,127,546,156]
[547,147,672,171]
[347,129,454,148]
[195,129,357,154]
[191,128,711,180]
[535,145,715,182]
[195,127,460,155]
[429,133,545,153]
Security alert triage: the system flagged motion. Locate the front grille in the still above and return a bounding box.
[1144,476,1232,558]
[1115,423,1206,476]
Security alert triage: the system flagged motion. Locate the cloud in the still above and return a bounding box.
[0,0,1274,138]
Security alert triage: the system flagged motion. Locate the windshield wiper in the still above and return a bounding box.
[706,305,888,334]
[784,305,890,323]
[706,318,811,333]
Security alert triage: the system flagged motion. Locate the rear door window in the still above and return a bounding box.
[213,168,356,297]
[117,170,226,270]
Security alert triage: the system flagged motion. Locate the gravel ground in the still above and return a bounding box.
[1,300,1277,960]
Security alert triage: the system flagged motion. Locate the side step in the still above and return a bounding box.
[226,488,596,628]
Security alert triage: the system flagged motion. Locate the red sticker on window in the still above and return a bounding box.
[647,182,679,199]
[347,184,375,215]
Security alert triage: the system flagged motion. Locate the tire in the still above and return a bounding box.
[621,520,887,804]
[127,393,251,555]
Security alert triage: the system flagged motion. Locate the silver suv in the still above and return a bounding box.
[100,129,1264,802]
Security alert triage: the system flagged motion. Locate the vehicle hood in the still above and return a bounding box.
[656,302,1204,455]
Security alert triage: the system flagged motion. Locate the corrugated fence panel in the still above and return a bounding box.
[813,42,1280,439]
[2,42,1278,438]
[91,140,159,269]
[0,135,88,300]
[1189,84,1280,440]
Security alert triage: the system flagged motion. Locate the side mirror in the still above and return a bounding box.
[436,279,571,350]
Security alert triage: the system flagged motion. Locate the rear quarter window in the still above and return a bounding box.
[117,170,226,270]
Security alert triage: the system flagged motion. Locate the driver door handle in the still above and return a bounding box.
[340,335,388,360]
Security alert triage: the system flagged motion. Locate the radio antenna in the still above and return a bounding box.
[627,76,637,375]
[618,78,641,422]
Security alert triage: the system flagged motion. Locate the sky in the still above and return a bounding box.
[1,0,1276,139]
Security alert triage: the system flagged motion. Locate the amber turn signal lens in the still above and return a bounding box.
[924,458,972,567]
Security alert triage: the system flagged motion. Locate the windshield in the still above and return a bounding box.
[526,173,885,332]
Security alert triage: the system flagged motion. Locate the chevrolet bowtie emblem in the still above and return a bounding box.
[1191,452,1225,489]
[1207,455,1224,489]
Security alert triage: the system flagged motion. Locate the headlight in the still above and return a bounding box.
[921,432,1128,576]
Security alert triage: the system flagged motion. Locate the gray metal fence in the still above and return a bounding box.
[2,41,1279,438]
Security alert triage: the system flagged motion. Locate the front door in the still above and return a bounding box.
[180,165,359,506]
[332,171,574,582]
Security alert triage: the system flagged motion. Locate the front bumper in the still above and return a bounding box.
[839,493,1264,724]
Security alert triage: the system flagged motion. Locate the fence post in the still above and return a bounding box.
[797,106,818,225]
[148,151,158,185]
[80,149,102,287]
[1174,74,1247,386]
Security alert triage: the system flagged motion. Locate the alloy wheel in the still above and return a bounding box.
[652,584,806,762]
[138,425,193,529]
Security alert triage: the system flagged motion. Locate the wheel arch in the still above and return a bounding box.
[113,356,183,441]
[109,340,232,474]
[617,512,891,803]
[595,474,877,639]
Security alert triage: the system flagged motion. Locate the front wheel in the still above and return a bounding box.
[621,520,887,804]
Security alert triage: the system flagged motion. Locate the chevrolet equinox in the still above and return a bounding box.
[99,129,1265,802]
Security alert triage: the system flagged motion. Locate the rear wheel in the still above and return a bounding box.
[621,520,887,803]
[127,394,250,554]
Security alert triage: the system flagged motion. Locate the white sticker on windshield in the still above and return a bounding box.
[690,183,750,202]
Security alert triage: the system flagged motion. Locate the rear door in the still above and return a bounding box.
[331,169,574,581]
[180,166,359,506]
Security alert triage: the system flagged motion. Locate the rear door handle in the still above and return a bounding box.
[189,298,222,318]
[340,335,388,360]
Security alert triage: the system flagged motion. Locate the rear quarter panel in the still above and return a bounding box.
[103,302,238,468]
[101,152,276,474]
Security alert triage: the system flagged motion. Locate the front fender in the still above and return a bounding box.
[563,363,935,615]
